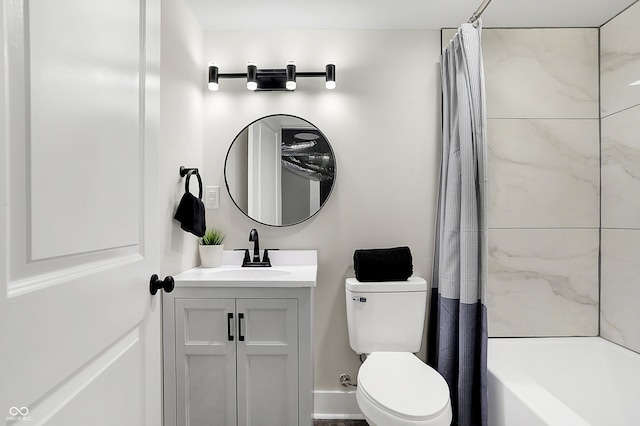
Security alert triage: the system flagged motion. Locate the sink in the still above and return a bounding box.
[173,250,317,288]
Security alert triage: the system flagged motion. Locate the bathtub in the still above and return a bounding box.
[488,337,640,426]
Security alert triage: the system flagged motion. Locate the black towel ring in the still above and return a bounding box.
[180,166,203,200]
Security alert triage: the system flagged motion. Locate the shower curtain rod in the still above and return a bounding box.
[468,0,493,24]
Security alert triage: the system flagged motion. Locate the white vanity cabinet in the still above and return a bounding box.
[163,250,316,426]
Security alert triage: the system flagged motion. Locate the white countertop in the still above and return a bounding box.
[173,250,318,288]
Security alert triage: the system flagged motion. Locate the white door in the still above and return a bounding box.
[0,0,162,424]
[247,121,282,225]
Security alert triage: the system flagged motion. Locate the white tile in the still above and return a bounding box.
[601,105,640,228]
[601,230,640,354]
[601,1,640,117]
[483,29,599,119]
[488,119,600,229]
[488,229,599,337]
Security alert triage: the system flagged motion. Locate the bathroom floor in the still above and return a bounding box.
[314,421,368,426]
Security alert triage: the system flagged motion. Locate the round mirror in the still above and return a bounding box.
[224,114,336,226]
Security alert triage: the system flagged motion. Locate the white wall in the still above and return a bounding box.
[202,29,442,391]
[160,0,204,276]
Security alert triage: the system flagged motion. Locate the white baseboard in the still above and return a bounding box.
[313,390,364,420]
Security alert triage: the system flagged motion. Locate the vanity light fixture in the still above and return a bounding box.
[207,61,336,92]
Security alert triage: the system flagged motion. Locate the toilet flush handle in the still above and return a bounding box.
[352,297,367,302]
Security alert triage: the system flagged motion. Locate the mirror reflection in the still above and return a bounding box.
[224,115,336,226]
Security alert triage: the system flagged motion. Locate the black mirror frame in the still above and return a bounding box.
[223,113,337,227]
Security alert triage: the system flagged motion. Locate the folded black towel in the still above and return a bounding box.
[353,246,413,282]
[174,171,206,237]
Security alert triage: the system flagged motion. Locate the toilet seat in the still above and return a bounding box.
[357,352,452,424]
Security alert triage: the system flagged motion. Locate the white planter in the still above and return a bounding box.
[199,244,224,268]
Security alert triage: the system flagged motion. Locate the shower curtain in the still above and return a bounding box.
[427,21,488,426]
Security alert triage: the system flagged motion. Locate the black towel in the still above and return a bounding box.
[353,246,413,282]
[173,171,206,237]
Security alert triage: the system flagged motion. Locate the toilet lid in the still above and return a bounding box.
[358,352,451,421]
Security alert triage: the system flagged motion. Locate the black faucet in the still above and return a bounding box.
[249,228,260,262]
[242,229,271,267]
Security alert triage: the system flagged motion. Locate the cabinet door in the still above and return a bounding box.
[236,299,299,426]
[175,299,237,426]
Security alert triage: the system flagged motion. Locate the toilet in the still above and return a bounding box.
[345,277,452,426]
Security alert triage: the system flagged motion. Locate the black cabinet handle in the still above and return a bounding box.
[238,313,245,342]
[149,274,174,295]
[227,313,234,341]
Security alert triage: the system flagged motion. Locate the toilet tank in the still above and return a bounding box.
[345,277,427,354]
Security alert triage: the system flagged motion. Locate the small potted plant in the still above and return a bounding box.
[199,227,225,268]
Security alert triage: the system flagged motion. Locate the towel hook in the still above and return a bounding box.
[179,166,199,177]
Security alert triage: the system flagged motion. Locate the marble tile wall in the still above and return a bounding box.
[600,1,640,354]
[601,106,640,228]
[489,230,599,336]
[482,29,599,120]
[601,1,640,117]
[485,28,600,337]
[488,119,599,229]
[600,230,640,353]
[443,28,601,337]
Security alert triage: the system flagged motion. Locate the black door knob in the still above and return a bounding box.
[149,274,175,295]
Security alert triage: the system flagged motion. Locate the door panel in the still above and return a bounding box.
[37,328,143,425]
[0,0,161,424]
[236,299,298,426]
[175,299,237,426]
[29,0,141,260]
[185,355,230,426]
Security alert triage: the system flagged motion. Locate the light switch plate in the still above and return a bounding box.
[205,186,220,209]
